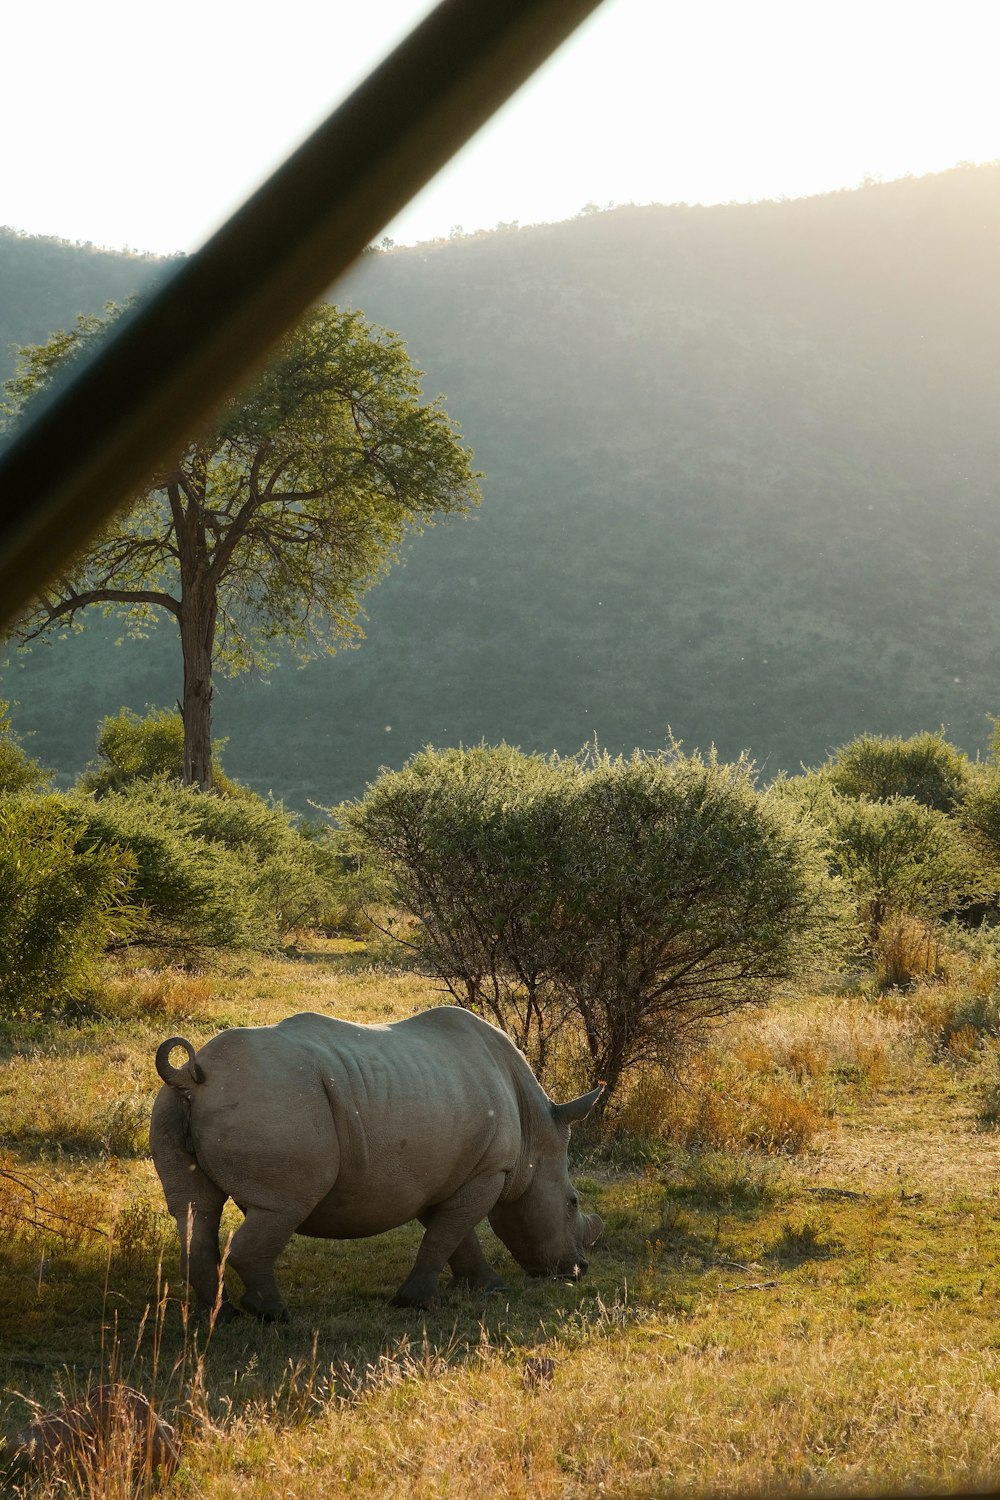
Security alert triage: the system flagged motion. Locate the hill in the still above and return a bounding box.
[2,166,1000,806]
[0,225,163,361]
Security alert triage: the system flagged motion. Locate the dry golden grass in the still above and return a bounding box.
[171,1315,1000,1500]
[99,968,219,1025]
[874,914,949,991]
[6,947,1000,1497]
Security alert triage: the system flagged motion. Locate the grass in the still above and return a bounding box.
[4,950,1000,1495]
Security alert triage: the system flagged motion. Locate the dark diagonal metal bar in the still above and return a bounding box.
[0,0,606,629]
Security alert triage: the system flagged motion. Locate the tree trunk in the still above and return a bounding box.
[179,598,217,790]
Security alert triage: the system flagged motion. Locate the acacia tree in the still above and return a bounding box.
[346,743,849,1105]
[2,304,479,787]
[824,731,971,812]
[342,743,582,1071]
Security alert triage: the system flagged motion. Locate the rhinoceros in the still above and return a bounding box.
[149,1006,603,1319]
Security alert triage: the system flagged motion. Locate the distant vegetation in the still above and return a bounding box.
[0,223,162,357]
[3,164,1000,807]
[4,701,1000,1119]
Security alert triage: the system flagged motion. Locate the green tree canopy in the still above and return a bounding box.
[345,743,847,1103]
[3,304,479,788]
[78,706,236,797]
[775,772,986,956]
[823,731,970,812]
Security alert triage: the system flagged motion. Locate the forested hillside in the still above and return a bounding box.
[2,166,999,807]
[0,225,163,357]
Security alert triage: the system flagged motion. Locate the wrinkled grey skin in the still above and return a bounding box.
[149,1007,603,1320]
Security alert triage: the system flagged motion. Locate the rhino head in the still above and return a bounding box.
[488,1085,604,1280]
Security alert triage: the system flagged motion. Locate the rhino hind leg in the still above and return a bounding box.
[227,1206,301,1322]
[392,1172,507,1309]
[176,1194,232,1318]
[151,1092,232,1317]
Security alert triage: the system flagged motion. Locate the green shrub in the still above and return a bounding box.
[73,779,254,949]
[821,793,983,957]
[344,742,848,1101]
[186,790,341,935]
[547,750,848,1100]
[959,766,1000,867]
[72,777,339,950]
[78,705,238,795]
[0,793,136,1015]
[340,743,580,1066]
[824,731,970,812]
[0,700,49,795]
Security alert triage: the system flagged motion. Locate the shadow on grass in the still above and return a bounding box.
[0,1216,638,1445]
[0,1142,809,1443]
[282,937,428,978]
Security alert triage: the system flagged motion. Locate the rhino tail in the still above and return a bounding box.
[155,1037,206,1089]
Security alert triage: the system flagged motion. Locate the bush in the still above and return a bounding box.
[545,750,848,1099]
[72,778,339,951]
[345,742,848,1102]
[611,1054,826,1159]
[959,766,1000,864]
[73,780,254,949]
[78,706,238,795]
[824,731,971,812]
[820,792,982,958]
[873,914,949,990]
[187,790,342,936]
[0,700,49,795]
[340,744,580,1066]
[0,794,136,1014]
[778,756,997,966]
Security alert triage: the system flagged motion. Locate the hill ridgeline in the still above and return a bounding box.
[2,165,999,807]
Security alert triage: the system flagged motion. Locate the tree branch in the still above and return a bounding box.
[21,587,180,637]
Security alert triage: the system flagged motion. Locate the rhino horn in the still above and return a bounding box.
[552,1083,605,1126]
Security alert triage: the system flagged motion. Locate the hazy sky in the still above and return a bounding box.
[5,0,999,256]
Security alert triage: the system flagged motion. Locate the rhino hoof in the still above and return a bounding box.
[209,1300,243,1327]
[247,1306,291,1324]
[240,1294,290,1323]
[389,1289,438,1310]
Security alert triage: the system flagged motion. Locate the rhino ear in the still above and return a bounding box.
[552,1083,605,1127]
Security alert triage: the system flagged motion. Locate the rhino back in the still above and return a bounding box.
[185,1008,533,1237]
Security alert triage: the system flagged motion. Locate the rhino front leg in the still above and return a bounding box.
[446,1229,509,1296]
[227,1206,301,1321]
[393,1173,507,1309]
[416,1213,508,1296]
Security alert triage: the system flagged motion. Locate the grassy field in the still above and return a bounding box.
[3,943,1000,1497]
